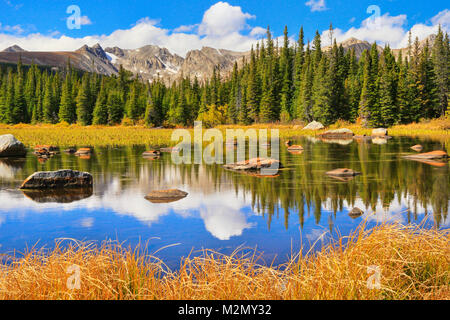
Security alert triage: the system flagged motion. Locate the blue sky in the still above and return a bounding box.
[0,0,449,55]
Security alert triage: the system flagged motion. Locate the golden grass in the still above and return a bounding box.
[0,124,177,147]
[0,118,448,147]
[0,222,448,300]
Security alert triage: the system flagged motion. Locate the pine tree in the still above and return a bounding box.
[107,89,124,125]
[12,60,27,123]
[280,26,293,122]
[76,74,92,125]
[42,75,57,123]
[432,26,449,117]
[311,56,332,124]
[59,73,76,123]
[126,80,140,121]
[92,79,108,125]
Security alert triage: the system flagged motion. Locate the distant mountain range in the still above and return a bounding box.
[0,35,436,83]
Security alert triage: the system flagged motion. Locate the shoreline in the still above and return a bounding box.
[0,119,448,147]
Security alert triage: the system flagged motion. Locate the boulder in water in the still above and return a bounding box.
[403,150,449,160]
[0,134,27,157]
[372,128,388,137]
[349,207,364,219]
[145,189,188,203]
[319,128,354,139]
[19,169,93,189]
[223,158,282,172]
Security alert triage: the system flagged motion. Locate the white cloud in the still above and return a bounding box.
[0,22,24,34]
[173,24,198,33]
[198,1,254,36]
[0,2,260,56]
[305,0,327,12]
[322,10,450,49]
[79,15,92,26]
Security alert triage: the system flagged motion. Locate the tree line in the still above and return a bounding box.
[0,25,448,128]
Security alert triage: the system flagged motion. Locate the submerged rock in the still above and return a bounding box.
[64,148,76,154]
[74,148,92,156]
[372,137,388,145]
[145,189,188,203]
[320,138,353,145]
[19,169,93,189]
[319,128,354,139]
[34,145,58,152]
[0,134,27,157]
[403,150,449,160]
[411,145,423,152]
[142,150,161,157]
[303,121,324,130]
[287,145,304,151]
[223,158,282,172]
[353,135,372,143]
[160,147,180,153]
[349,207,364,219]
[326,168,361,177]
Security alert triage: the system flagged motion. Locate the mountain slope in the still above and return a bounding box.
[0,43,118,75]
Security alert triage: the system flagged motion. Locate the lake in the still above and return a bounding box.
[0,136,448,268]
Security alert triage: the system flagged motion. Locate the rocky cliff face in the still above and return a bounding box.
[104,45,184,83]
[323,37,382,57]
[0,43,118,76]
[104,45,248,83]
[2,45,26,52]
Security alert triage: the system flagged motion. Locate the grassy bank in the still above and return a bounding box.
[0,223,448,300]
[0,119,448,147]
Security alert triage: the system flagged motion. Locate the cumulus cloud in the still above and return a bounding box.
[0,1,260,56]
[198,1,254,36]
[305,0,327,12]
[79,15,92,26]
[321,9,450,49]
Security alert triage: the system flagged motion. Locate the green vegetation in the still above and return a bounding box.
[0,223,448,300]
[0,27,449,128]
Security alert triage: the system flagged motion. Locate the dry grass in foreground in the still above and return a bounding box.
[0,222,448,300]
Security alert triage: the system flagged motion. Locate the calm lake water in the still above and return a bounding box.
[0,136,448,268]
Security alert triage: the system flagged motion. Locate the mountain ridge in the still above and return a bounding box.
[0,35,437,83]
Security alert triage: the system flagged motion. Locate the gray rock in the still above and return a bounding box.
[0,134,27,157]
[303,121,324,130]
[349,207,364,219]
[319,128,354,139]
[223,158,283,171]
[145,189,188,203]
[19,169,93,189]
[372,128,388,137]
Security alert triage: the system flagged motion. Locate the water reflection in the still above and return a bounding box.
[0,136,448,266]
[22,188,93,204]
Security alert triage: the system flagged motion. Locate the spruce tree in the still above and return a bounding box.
[92,79,108,125]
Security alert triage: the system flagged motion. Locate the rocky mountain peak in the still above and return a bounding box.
[2,45,26,52]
